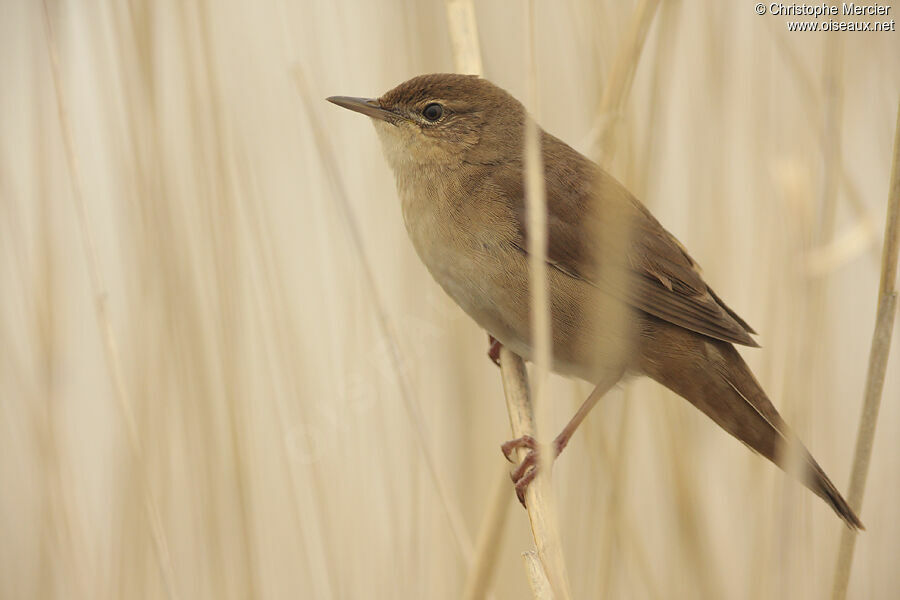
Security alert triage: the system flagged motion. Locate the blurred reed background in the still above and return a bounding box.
[1,0,898,598]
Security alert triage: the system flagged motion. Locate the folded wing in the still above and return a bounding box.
[501,131,758,348]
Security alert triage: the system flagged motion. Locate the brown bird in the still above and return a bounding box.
[327,73,863,529]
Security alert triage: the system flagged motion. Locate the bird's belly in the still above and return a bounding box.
[411,224,525,339]
[403,207,629,381]
[401,200,526,336]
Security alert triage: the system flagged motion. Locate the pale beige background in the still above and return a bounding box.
[1,1,898,598]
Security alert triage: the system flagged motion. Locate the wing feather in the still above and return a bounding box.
[501,131,758,347]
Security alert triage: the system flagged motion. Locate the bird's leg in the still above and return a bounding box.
[501,373,620,505]
[487,334,502,367]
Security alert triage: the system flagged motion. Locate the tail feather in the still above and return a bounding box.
[640,322,863,530]
[719,364,864,530]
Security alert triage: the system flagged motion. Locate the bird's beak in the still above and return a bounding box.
[326,96,400,124]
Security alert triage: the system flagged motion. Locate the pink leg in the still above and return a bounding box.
[502,372,620,505]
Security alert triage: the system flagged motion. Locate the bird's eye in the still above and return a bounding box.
[422,103,443,122]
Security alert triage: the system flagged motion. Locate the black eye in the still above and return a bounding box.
[422,103,443,121]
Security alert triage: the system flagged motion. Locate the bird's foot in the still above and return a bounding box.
[487,334,502,367]
[500,434,565,506]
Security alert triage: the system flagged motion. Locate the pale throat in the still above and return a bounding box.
[371,120,458,172]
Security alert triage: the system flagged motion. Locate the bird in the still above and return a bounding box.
[326,73,863,529]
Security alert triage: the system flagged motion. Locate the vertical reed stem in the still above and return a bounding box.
[522,551,553,600]
[445,0,484,75]
[499,347,572,600]
[831,99,900,600]
[591,0,661,161]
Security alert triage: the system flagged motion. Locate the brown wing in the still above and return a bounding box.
[500,131,758,348]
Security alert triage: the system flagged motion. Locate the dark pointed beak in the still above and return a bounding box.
[326,96,399,124]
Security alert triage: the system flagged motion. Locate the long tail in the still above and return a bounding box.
[640,323,863,530]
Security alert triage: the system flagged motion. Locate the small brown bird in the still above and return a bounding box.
[327,73,863,529]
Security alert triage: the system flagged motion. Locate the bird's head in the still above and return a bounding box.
[328,74,526,171]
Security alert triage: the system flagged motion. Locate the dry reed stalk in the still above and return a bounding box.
[40,4,180,599]
[636,0,681,202]
[483,0,663,594]
[522,551,553,600]
[293,67,476,564]
[442,0,564,594]
[518,1,573,597]
[445,0,484,75]
[499,346,571,600]
[831,99,900,600]
[587,0,661,161]
[523,0,551,453]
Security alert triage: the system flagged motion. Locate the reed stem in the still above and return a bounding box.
[831,99,900,600]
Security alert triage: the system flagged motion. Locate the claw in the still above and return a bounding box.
[501,435,546,507]
[501,434,537,462]
[498,379,616,508]
[501,434,569,506]
[510,450,536,482]
[514,468,537,506]
[487,335,502,367]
